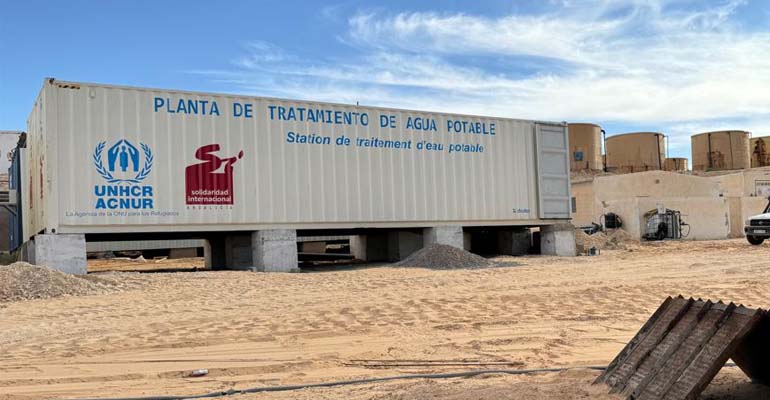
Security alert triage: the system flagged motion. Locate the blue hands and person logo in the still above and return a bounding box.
[93,139,153,184]
[107,139,140,173]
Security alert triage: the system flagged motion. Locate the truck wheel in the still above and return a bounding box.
[747,235,765,245]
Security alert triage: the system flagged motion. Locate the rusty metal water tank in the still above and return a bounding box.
[691,130,750,171]
[750,136,770,168]
[568,123,603,171]
[605,132,665,173]
[663,157,688,172]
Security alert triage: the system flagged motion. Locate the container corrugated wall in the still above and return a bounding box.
[567,123,603,171]
[691,131,750,171]
[25,80,567,238]
[605,132,665,173]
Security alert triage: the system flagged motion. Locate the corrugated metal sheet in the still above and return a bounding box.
[596,296,765,400]
[24,79,569,239]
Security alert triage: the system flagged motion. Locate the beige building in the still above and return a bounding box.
[571,171,729,240]
[708,168,770,236]
[572,168,770,240]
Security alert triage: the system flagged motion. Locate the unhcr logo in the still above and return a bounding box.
[93,139,155,209]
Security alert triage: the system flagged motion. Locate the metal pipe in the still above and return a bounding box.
[656,133,663,170]
[601,129,607,172]
[66,366,610,400]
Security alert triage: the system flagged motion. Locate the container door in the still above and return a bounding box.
[9,147,22,250]
[536,123,571,219]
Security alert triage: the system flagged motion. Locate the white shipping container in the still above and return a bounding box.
[21,79,570,241]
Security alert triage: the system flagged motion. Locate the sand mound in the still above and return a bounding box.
[396,244,495,269]
[575,229,636,252]
[0,262,116,302]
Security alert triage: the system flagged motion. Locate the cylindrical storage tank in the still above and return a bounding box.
[750,136,770,168]
[605,132,665,173]
[663,157,688,171]
[691,131,750,171]
[567,123,603,172]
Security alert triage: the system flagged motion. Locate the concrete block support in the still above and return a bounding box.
[350,233,391,262]
[423,226,464,249]
[225,234,252,269]
[540,224,577,257]
[498,229,532,256]
[350,235,367,261]
[252,229,299,272]
[30,234,87,274]
[387,231,423,261]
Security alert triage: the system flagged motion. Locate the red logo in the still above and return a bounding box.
[185,144,244,205]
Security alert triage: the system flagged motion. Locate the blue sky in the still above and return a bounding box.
[2,0,770,159]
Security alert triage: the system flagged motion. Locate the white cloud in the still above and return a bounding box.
[198,0,770,157]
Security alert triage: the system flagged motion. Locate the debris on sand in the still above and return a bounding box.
[0,262,117,303]
[575,229,636,253]
[395,244,496,270]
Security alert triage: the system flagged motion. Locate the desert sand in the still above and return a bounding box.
[2,239,770,399]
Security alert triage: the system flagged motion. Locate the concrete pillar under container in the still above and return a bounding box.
[223,234,253,270]
[497,228,532,256]
[540,224,577,257]
[252,229,299,272]
[351,231,416,262]
[207,235,227,270]
[423,226,465,249]
[387,230,423,262]
[350,235,366,261]
[26,234,87,275]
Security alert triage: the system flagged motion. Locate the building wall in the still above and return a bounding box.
[596,197,729,240]
[593,171,720,201]
[708,169,770,197]
[598,199,643,238]
[572,171,730,240]
[637,197,729,240]
[711,173,745,197]
[571,179,596,226]
[741,196,768,221]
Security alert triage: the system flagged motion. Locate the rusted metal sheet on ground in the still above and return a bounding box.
[732,313,770,385]
[596,296,766,400]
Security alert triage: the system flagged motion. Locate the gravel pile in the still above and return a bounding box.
[575,229,635,252]
[0,262,117,303]
[396,244,496,270]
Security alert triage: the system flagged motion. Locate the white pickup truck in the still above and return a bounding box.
[744,199,770,245]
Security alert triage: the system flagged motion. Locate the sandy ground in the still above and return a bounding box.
[2,239,770,399]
